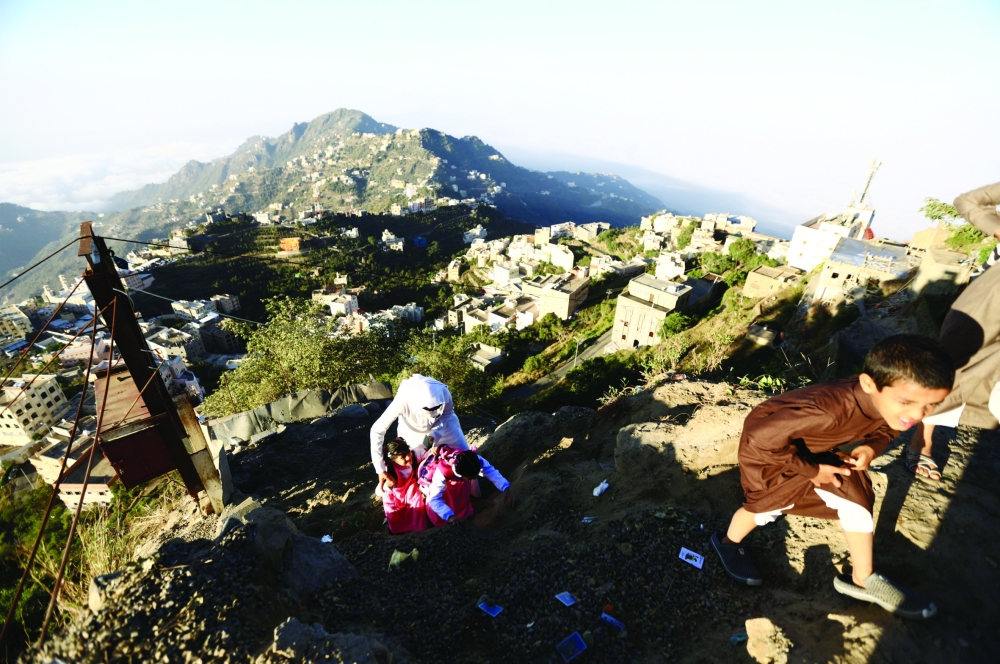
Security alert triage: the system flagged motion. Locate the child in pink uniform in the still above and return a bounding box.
[418,447,515,527]
[381,437,429,534]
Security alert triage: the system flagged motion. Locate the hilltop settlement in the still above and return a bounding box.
[2,119,998,663]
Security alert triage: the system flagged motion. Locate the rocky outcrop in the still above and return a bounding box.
[478,406,594,475]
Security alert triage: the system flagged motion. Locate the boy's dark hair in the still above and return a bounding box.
[455,451,482,479]
[386,437,410,460]
[862,334,954,390]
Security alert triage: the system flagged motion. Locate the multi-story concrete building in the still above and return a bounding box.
[607,274,693,352]
[463,224,488,244]
[145,326,206,363]
[447,259,462,282]
[210,294,241,314]
[330,294,359,317]
[0,306,33,339]
[810,238,912,305]
[0,374,73,445]
[171,299,218,321]
[654,252,686,281]
[520,274,589,321]
[742,265,803,299]
[574,222,610,242]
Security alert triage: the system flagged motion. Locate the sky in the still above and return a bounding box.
[1,0,997,240]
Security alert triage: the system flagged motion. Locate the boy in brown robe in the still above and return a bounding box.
[712,335,953,619]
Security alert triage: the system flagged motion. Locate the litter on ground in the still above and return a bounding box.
[557,631,587,662]
[555,592,576,606]
[600,612,626,632]
[679,547,704,569]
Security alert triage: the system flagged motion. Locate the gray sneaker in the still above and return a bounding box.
[833,572,937,619]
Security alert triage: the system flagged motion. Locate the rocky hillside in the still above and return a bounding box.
[104,109,660,226]
[27,377,1000,663]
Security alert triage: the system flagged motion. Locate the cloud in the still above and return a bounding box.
[0,141,237,212]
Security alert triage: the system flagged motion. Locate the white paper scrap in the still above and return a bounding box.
[679,547,704,569]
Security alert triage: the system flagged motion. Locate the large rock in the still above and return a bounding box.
[478,406,594,476]
[335,404,369,418]
[283,534,359,597]
[87,571,123,613]
[260,618,378,663]
[245,506,299,569]
[745,617,792,664]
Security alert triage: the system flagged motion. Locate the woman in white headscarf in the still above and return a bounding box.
[370,374,469,494]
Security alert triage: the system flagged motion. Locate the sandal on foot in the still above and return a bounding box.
[834,572,937,619]
[905,450,941,481]
[711,532,762,586]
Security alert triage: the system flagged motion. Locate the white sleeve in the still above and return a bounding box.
[432,411,469,450]
[478,456,510,492]
[370,398,402,474]
[427,468,453,521]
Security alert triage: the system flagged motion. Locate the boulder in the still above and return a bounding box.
[478,407,594,476]
[615,424,670,475]
[262,618,378,663]
[283,534,359,597]
[745,617,792,664]
[244,506,299,569]
[87,571,123,613]
[335,404,369,418]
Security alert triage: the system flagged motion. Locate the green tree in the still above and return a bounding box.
[660,312,692,339]
[675,220,698,250]
[727,237,756,263]
[397,333,502,413]
[200,297,409,417]
[919,197,961,222]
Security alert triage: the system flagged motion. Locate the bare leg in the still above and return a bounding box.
[907,422,935,457]
[722,508,758,545]
[842,528,874,587]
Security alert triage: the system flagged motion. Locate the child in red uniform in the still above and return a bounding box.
[712,335,953,619]
[380,437,429,534]
[419,447,515,527]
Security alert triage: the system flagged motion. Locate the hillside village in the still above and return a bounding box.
[1,150,998,663]
[0,162,987,515]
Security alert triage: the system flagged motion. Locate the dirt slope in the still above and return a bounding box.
[31,380,1000,663]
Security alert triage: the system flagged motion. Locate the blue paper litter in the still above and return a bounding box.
[600,612,626,632]
[556,632,587,662]
[555,592,576,606]
[477,602,503,617]
[730,632,749,645]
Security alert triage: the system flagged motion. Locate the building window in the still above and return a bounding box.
[15,409,22,416]
[45,401,53,408]
[24,404,32,411]
[623,321,628,327]
[831,273,839,279]
[621,335,626,341]
[649,332,655,338]
[22,419,29,426]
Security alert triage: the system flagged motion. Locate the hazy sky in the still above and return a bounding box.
[1,0,997,239]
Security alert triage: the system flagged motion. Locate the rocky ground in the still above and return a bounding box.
[29,379,1000,663]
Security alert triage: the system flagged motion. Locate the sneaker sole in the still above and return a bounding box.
[833,576,937,619]
[710,537,762,586]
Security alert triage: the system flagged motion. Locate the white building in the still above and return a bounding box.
[463,224,488,244]
[171,299,218,321]
[654,252,686,281]
[0,374,73,446]
[330,294,359,317]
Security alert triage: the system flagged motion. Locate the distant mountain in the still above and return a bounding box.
[104,109,661,227]
[0,204,93,292]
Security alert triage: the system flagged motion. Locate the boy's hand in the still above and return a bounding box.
[502,488,517,508]
[378,472,395,493]
[811,464,851,488]
[846,444,876,472]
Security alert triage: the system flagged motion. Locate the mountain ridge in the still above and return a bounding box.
[104,108,661,226]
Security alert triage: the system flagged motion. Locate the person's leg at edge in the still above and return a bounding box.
[722,507,758,545]
[842,528,874,587]
[907,421,934,458]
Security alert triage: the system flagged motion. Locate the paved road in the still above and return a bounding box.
[505,329,614,400]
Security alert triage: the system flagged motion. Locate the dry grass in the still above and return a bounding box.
[40,475,189,620]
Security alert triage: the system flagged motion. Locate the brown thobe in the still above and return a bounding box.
[739,377,894,520]
[932,182,1000,429]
